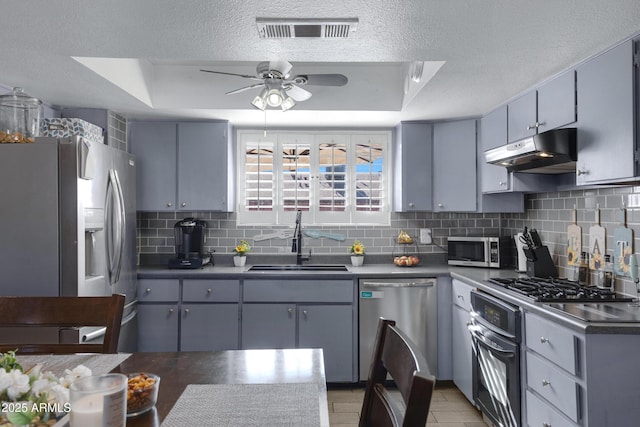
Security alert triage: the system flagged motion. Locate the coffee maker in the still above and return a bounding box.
[168,218,209,269]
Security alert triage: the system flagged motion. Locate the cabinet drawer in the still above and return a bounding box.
[182,279,240,302]
[243,280,353,303]
[525,312,578,374]
[526,352,580,422]
[137,279,180,302]
[451,279,473,311]
[526,390,578,427]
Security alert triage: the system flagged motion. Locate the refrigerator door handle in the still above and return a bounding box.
[111,169,126,284]
[106,169,126,286]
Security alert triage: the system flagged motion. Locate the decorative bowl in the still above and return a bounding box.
[126,372,160,417]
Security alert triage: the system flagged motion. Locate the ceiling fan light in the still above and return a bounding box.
[265,88,283,107]
[281,96,295,111]
[251,88,269,110]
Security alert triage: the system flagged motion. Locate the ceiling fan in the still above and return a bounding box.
[200,60,348,111]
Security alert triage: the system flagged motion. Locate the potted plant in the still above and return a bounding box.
[232,240,251,267]
[349,240,366,267]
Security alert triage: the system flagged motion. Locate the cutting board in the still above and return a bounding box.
[614,207,634,276]
[589,206,606,270]
[567,207,582,266]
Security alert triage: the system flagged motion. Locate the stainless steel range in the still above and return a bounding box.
[488,277,639,322]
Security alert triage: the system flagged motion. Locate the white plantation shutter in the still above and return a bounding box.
[237,131,390,225]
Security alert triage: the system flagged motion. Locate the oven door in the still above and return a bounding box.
[470,322,521,427]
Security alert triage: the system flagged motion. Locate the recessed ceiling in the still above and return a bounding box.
[1,0,639,128]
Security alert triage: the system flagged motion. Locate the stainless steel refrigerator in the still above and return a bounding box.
[0,136,137,351]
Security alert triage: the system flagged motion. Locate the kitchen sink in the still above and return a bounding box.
[249,264,349,271]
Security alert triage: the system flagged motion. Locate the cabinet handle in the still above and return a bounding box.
[540,337,549,344]
[287,308,293,315]
[181,202,187,207]
[543,423,551,427]
[302,310,308,317]
[166,202,172,207]
[145,288,151,293]
[526,124,537,130]
[457,294,464,299]
[409,202,414,208]
[184,308,189,315]
[537,121,546,128]
[576,169,588,176]
[207,288,212,294]
[437,203,444,208]
[466,321,472,327]
[168,308,174,314]
[542,379,551,387]
[499,181,506,186]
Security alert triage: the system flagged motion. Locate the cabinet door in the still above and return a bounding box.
[137,304,179,352]
[480,106,510,193]
[129,122,177,211]
[537,70,576,133]
[298,305,353,382]
[177,122,228,211]
[576,39,636,184]
[452,304,473,403]
[180,304,239,351]
[241,304,296,349]
[433,119,477,211]
[397,122,433,211]
[507,90,537,142]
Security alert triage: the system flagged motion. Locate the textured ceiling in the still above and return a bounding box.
[1,0,639,127]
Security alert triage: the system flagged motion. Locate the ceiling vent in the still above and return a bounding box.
[256,18,358,39]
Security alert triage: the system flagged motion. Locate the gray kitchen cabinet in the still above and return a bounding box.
[433,119,477,212]
[507,70,576,143]
[451,279,474,403]
[576,39,637,185]
[180,304,239,351]
[137,304,179,352]
[129,120,232,211]
[241,279,355,382]
[480,106,511,193]
[393,122,433,211]
[180,279,240,351]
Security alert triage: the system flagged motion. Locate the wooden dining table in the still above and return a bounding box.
[114,348,330,427]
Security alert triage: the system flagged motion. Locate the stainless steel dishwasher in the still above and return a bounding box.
[359,278,438,381]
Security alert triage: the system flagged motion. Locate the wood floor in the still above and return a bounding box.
[327,383,489,427]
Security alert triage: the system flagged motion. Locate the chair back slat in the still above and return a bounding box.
[0,294,125,355]
[359,318,436,427]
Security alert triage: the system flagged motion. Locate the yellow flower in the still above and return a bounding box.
[233,240,251,256]
[618,246,632,274]
[349,240,365,256]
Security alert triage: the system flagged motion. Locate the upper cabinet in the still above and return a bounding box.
[129,121,233,211]
[480,106,510,193]
[394,122,433,211]
[507,70,577,143]
[575,38,637,185]
[433,119,477,212]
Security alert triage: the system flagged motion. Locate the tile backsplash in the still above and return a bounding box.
[137,184,640,296]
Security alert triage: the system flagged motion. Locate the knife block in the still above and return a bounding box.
[526,246,558,278]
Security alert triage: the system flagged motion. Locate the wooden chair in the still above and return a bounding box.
[359,318,436,427]
[0,294,125,354]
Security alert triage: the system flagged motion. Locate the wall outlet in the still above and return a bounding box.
[419,228,432,245]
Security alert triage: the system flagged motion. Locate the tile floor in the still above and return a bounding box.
[327,382,489,427]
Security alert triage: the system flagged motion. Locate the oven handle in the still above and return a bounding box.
[469,327,516,358]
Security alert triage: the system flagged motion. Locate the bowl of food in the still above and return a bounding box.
[126,372,160,417]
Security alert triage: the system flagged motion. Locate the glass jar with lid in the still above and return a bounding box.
[0,87,42,143]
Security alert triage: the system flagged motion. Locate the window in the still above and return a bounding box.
[237,130,390,225]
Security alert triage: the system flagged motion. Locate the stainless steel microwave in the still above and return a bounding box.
[447,236,511,268]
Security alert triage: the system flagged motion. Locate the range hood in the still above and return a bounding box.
[484,128,577,174]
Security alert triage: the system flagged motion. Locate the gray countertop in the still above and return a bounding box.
[137,263,640,334]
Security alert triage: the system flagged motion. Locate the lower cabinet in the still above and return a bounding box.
[451,279,474,403]
[137,304,179,352]
[180,304,239,351]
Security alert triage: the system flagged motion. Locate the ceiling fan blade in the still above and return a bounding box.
[268,60,293,77]
[285,84,313,102]
[297,74,348,86]
[225,83,265,95]
[200,69,263,81]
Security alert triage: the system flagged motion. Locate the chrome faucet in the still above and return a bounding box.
[292,210,311,265]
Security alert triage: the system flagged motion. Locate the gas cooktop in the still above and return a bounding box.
[487,277,634,303]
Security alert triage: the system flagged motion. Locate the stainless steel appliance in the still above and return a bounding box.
[448,236,511,268]
[169,217,209,269]
[0,136,137,352]
[470,291,522,427]
[358,278,437,381]
[484,127,577,174]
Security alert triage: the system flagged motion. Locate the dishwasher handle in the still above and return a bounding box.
[361,280,435,288]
